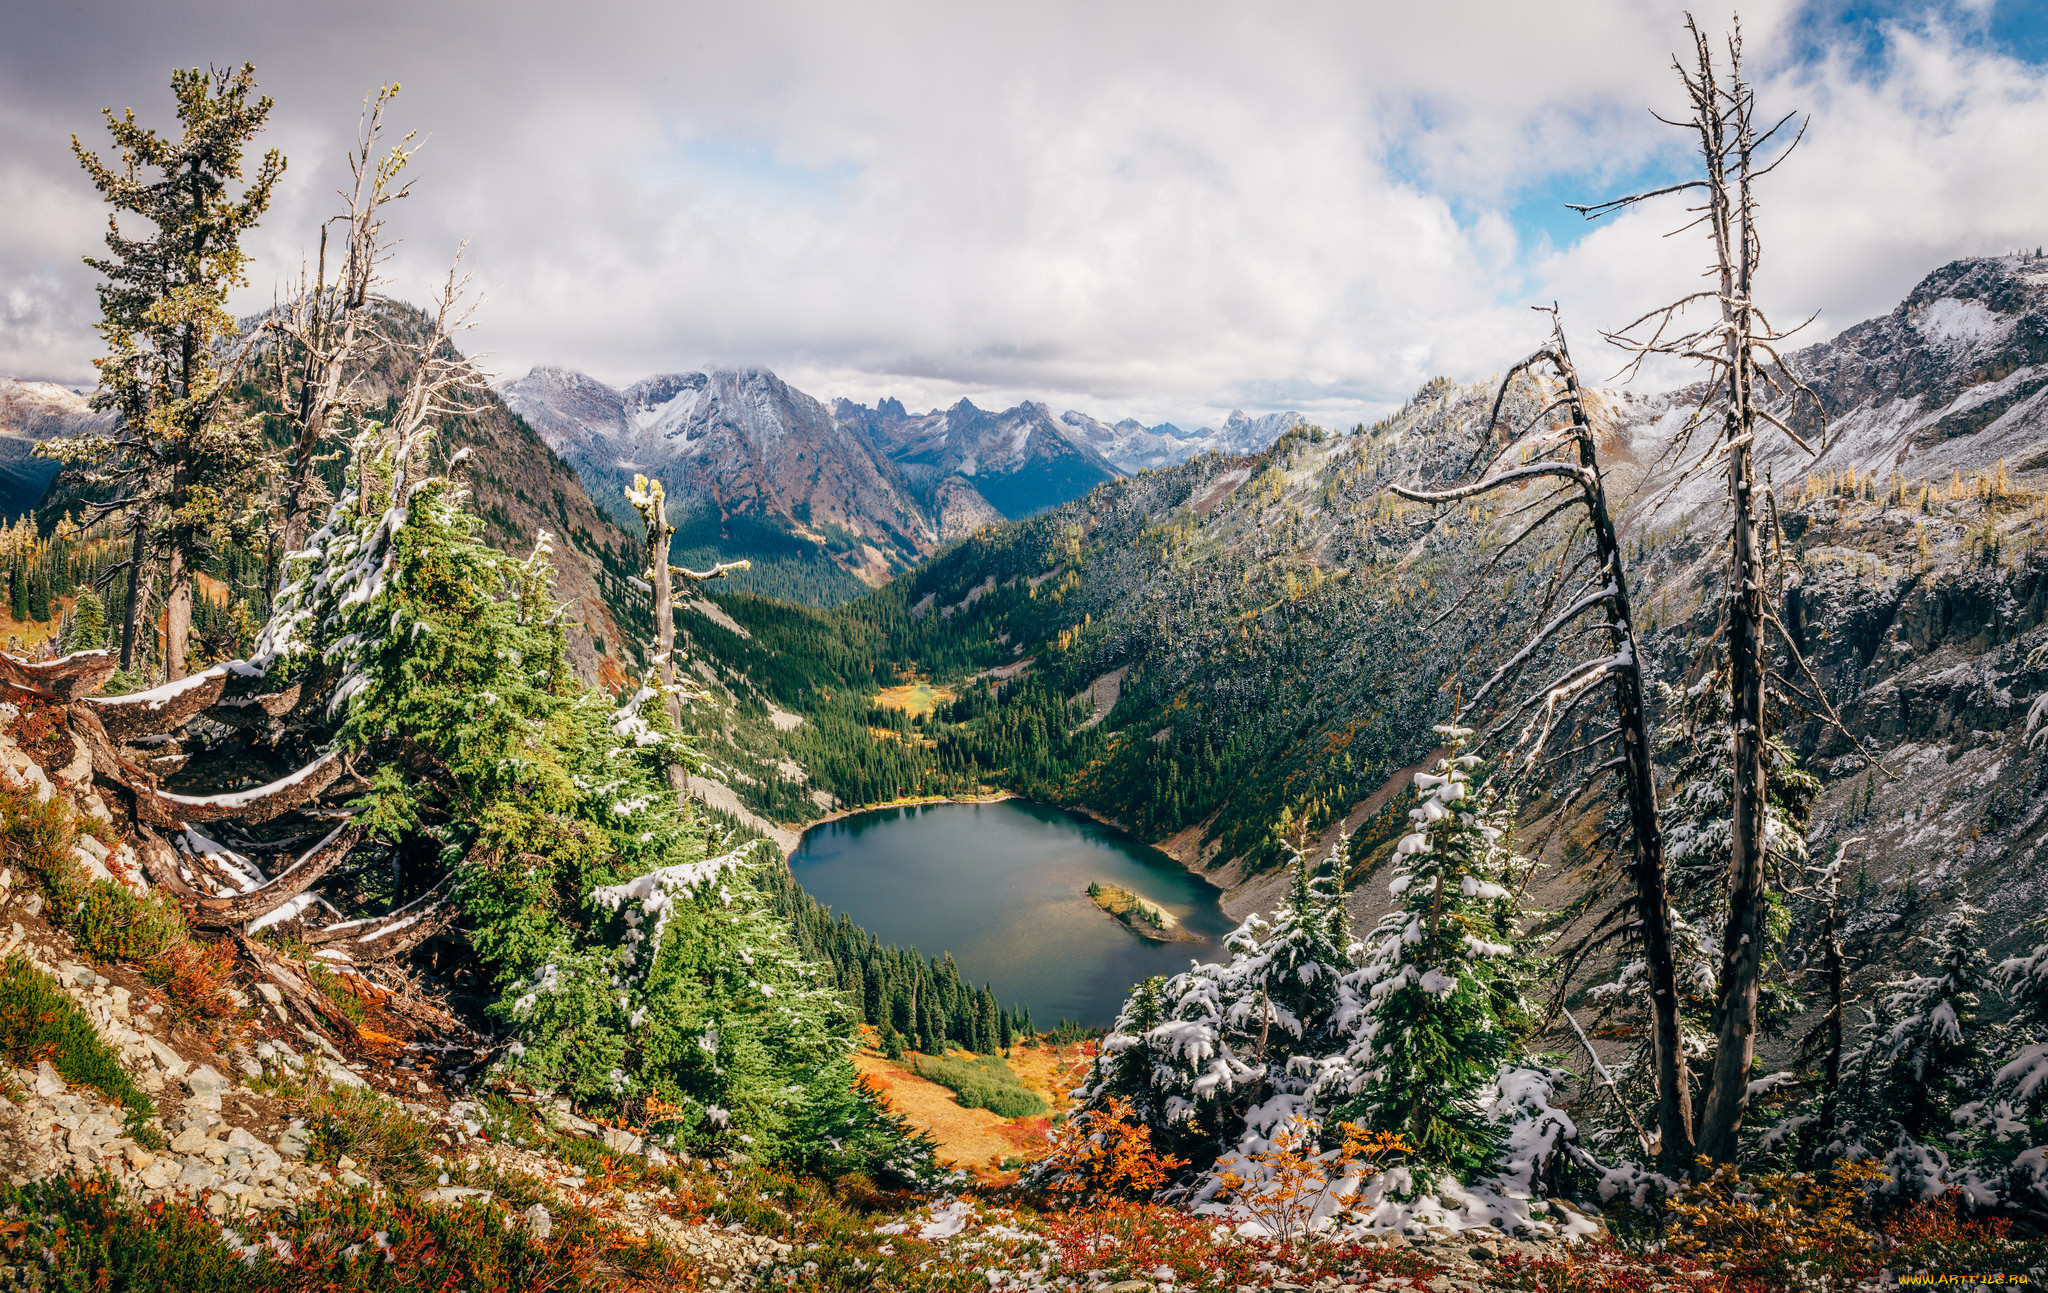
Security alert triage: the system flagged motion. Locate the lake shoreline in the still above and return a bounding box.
[785,798,1236,1026]
[782,791,1018,858]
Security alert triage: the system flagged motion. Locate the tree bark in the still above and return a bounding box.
[1699,414,1770,1163]
[117,515,150,672]
[1554,337,1694,1172]
[164,548,191,682]
[632,476,689,796]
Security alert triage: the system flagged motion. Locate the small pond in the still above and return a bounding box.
[787,800,1235,1027]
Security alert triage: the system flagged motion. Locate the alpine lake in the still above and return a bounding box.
[787,800,1236,1026]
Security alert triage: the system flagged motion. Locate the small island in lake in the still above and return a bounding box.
[1087,881,1195,942]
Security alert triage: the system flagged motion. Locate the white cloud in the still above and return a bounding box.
[0,1,2041,429]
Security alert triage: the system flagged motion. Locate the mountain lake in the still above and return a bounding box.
[787,799,1236,1027]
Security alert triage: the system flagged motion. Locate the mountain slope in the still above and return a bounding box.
[1057,407,1308,473]
[677,256,2048,988]
[0,379,100,519]
[831,396,1121,521]
[2,324,644,690]
[503,366,932,605]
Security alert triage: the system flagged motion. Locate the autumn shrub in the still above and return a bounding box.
[0,1169,629,1291]
[1032,1094,1186,1200]
[0,953,159,1143]
[305,1085,441,1192]
[5,696,75,768]
[1213,1116,1410,1245]
[0,781,239,1028]
[1870,1195,2048,1287]
[142,938,241,1025]
[0,780,77,888]
[1662,1158,1886,1288]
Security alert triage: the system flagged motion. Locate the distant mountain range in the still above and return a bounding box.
[499,364,1306,603]
[0,379,100,519]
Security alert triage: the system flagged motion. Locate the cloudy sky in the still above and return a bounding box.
[2,0,2044,430]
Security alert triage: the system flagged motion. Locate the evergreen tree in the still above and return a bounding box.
[251,403,932,1181]
[1069,723,1572,1219]
[1320,725,1535,1179]
[52,64,284,677]
[7,557,24,623]
[1083,839,1351,1166]
[1975,920,2048,1205]
[63,586,106,653]
[27,565,49,624]
[1836,904,1997,1199]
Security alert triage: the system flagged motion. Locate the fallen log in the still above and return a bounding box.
[303,872,460,961]
[0,649,118,702]
[182,822,366,928]
[82,665,230,743]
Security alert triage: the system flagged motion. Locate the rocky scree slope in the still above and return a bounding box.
[0,678,804,1285]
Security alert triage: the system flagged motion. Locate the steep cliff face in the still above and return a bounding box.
[1633,252,2048,516]
[503,366,933,603]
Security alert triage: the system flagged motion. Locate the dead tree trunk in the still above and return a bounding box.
[629,475,688,795]
[1394,313,1692,1170]
[1570,17,1820,1169]
[627,475,749,797]
[1550,334,1694,1172]
[117,514,150,673]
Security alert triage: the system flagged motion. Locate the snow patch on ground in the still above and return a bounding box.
[1914,297,2011,348]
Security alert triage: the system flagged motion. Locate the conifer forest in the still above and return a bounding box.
[0,13,2046,1292]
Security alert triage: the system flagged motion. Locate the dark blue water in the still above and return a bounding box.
[787,800,1235,1026]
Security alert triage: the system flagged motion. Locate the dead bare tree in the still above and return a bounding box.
[1392,310,1692,1172]
[261,84,418,592]
[626,474,748,793]
[63,250,491,953]
[1569,16,1822,1165]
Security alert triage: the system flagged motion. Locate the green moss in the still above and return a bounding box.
[0,954,159,1145]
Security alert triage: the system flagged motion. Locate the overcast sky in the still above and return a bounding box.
[3,1,2044,430]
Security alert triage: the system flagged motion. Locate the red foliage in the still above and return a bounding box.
[1036,1198,1441,1288]
[144,939,240,1025]
[4,696,73,771]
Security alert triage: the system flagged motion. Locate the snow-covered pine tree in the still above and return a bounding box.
[1953,918,2048,1205]
[250,382,929,1182]
[1081,839,1352,1167]
[1317,725,1537,1180]
[1835,904,1998,1199]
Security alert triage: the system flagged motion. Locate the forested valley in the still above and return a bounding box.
[3,26,2048,1293]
